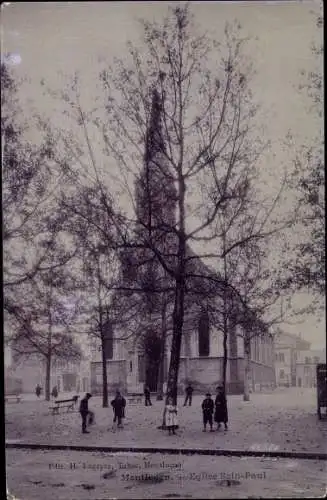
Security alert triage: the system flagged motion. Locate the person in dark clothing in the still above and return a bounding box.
[35,384,42,398]
[79,393,92,434]
[183,384,193,406]
[202,393,214,432]
[111,390,126,428]
[214,385,228,430]
[51,386,58,399]
[144,386,152,406]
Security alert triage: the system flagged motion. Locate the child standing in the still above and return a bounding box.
[165,397,178,435]
[202,393,214,432]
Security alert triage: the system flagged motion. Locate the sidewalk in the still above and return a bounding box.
[5,388,327,455]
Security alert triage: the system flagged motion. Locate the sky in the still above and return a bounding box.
[1,1,324,349]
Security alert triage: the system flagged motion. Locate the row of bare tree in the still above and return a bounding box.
[2,6,323,412]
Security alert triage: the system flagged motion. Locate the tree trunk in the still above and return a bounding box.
[157,298,167,401]
[222,325,228,392]
[45,281,53,402]
[96,257,109,407]
[243,335,251,401]
[101,335,109,407]
[158,280,184,429]
[160,152,186,425]
[45,355,51,401]
[156,340,165,400]
[165,279,185,406]
[222,247,228,393]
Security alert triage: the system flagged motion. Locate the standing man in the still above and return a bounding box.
[35,384,42,398]
[79,393,92,434]
[51,386,58,399]
[183,383,193,406]
[111,390,126,428]
[144,385,152,406]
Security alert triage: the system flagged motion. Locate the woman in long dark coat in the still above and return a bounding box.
[214,385,228,430]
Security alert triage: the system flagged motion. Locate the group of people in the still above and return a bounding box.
[201,386,228,432]
[79,390,126,434]
[35,385,59,399]
[164,384,228,435]
[78,385,228,436]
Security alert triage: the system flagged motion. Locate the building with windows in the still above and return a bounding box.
[5,333,91,395]
[274,332,325,388]
[296,348,326,388]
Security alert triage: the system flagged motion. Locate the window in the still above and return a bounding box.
[198,308,210,357]
[57,360,66,370]
[129,360,133,373]
[279,369,285,378]
[275,353,279,361]
[305,357,311,364]
[138,355,145,383]
[313,356,320,364]
[103,319,113,360]
[278,352,285,363]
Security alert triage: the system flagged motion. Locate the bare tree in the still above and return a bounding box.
[228,239,293,401]
[95,5,295,407]
[283,10,324,303]
[56,181,164,405]
[5,257,82,401]
[2,64,50,284]
[38,6,296,422]
[2,86,82,401]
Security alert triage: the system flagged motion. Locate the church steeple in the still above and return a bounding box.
[135,80,177,234]
[145,87,165,163]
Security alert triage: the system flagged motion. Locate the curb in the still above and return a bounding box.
[5,443,327,461]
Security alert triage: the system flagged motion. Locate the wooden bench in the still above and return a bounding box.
[5,394,21,403]
[127,393,143,404]
[49,395,79,415]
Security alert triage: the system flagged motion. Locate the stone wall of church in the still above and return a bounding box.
[91,360,127,395]
[250,361,276,391]
[177,356,246,394]
[176,356,275,395]
[236,358,276,392]
[178,356,224,394]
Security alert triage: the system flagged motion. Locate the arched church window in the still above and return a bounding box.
[198,307,210,357]
[103,319,113,360]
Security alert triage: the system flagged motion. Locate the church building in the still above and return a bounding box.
[90,84,275,396]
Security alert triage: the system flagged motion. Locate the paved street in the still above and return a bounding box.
[5,388,327,454]
[6,448,326,499]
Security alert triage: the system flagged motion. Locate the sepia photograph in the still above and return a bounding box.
[2,1,325,499]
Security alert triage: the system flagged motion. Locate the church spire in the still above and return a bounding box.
[145,86,165,163]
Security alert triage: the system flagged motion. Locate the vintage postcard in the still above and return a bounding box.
[3,1,325,499]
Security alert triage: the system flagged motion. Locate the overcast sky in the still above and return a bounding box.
[1,1,324,349]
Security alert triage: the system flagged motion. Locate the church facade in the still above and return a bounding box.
[90,318,276,396]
